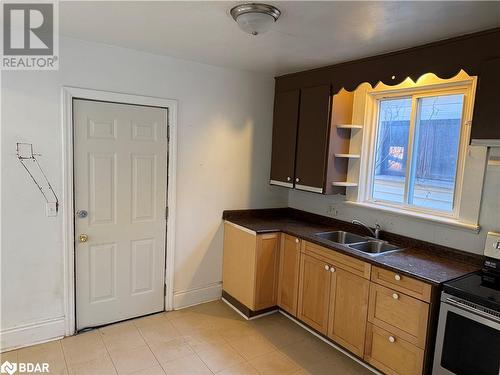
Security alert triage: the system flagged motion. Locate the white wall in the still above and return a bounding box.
[289,148,500,255]
[0,37,287,350]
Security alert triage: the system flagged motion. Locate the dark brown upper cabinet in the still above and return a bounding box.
[294,85,331,193]
[270,85,354,195]
[471,57,500,145]
[270,89,300,187]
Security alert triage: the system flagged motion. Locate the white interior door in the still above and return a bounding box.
[74,99,168,330]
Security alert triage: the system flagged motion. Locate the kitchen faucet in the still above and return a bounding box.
[352,220,381,239]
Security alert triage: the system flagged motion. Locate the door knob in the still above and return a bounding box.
[76,210,88,218]
[79,234,89,243]
[295,177,300,182]
[287,176,291,181]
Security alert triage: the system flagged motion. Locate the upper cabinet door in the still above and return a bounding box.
[270,89,300,187]
[295,85,332,193]
[471,57,500,145]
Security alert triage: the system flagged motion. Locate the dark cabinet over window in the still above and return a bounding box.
[270,89,300,187]
[471,57,500,145]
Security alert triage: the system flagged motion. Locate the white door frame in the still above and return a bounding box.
[61,86,177,336]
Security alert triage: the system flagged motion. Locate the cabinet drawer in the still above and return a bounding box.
[364,323,424,375]
[302,241,371,279]
[368,283,429,348]
[371,266,431,302]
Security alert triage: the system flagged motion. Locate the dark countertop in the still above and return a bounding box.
[223,208,483,286]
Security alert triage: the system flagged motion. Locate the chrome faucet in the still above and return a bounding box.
[352,220,381,239]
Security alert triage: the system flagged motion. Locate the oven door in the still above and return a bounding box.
[433,293,500,375]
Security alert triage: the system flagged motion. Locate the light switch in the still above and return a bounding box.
[46,202,57,217]
[484,231,500,260]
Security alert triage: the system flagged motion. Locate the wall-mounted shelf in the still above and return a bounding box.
[336,124,363,129]
[334,153,360,159]
[332,182,358,187]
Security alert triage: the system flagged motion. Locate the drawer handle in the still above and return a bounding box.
[330,267,336,273]
[388,336,396,343]
[394,274,401,281]
[324,265,330,271]
[392,293,399,300]
[295,238,299,243]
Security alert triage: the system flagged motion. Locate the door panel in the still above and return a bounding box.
[277,235,301,316]
[328,268,370,357]
[295,85,331,192]
[74,99,167,330]
[270,89,300,186]
[297,254,331,334]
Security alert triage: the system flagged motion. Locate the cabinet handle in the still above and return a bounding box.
[392,293,399,300]
[287,176,291,181]
[388,336,396,343]
[330,267,336,273]
[324,265,330,271]
[296,177,300,182]
[394,274,401,281]
[295,238,299,243]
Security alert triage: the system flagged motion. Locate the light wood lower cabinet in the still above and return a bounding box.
[364,323,424,375]
[277,234,301,316]
[297,253,332,334]
[222,222,279,311]
[328,267,370,357]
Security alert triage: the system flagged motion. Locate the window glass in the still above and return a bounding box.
[372,98,412,203]
[409,94,464,212]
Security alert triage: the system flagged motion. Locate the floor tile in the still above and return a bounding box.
[129,366,166,375]
[17,341,68,375]
[62,331,107,365]
[279,337,333,368]
[109,345,158,375]
[136,321,182,346]
[216,362,260,375]
[149,338,193,363]
[195,343,245,373]
[249,350,300,375]
[100,322,146,352]
[183,327,226,351]
[67,354,116,375]
[226,333,276,360]
[160,354,212,375]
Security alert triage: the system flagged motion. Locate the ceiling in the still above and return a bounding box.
[60,1,500,75]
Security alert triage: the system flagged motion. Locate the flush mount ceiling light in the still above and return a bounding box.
[230,3,281,36]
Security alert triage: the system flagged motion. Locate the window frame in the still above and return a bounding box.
[360,79,476,221]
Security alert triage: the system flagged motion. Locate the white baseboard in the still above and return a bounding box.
[0,317,65,352]
[173,282,222,309]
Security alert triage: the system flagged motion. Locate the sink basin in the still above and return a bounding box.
[348,240,400,255]
[315,231,366,244]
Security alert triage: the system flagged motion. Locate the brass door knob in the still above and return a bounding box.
[79,234,88,243]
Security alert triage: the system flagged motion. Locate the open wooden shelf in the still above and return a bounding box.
[336,124,363,129]
[332,182,358,187]
[334,153,361,159]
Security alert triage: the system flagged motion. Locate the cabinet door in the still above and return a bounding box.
[295,85,331,193]
[328,267,370,357]
[254,233,280,310]
[270,89,300,187]
[297,253,331,334]
[277,234,301,316]
[471,57,500,143]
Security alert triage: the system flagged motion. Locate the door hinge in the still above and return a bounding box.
[165,206,169,220]
[164,284,167,296]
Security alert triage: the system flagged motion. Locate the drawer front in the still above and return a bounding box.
[302,241,371,279]
[368,283,429,348]
[371,266,431,302]
[364,323,424,375]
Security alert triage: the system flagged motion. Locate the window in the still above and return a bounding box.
[368,86,470,217]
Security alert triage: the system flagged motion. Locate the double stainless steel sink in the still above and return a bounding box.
[314,230,401,256]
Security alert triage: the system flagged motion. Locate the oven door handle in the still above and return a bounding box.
[445,297,500,324]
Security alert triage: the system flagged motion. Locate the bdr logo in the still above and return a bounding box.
[2,2,59,70]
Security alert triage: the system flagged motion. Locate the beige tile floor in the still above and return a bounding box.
[0,301,373,375]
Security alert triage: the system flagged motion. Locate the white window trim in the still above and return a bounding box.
[355,77,485,233]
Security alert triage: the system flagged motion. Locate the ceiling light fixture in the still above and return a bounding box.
[230,3,281,36]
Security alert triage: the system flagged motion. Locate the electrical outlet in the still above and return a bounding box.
[485,231,500,260]
[46,202,57,217]
[328,204,338,216]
